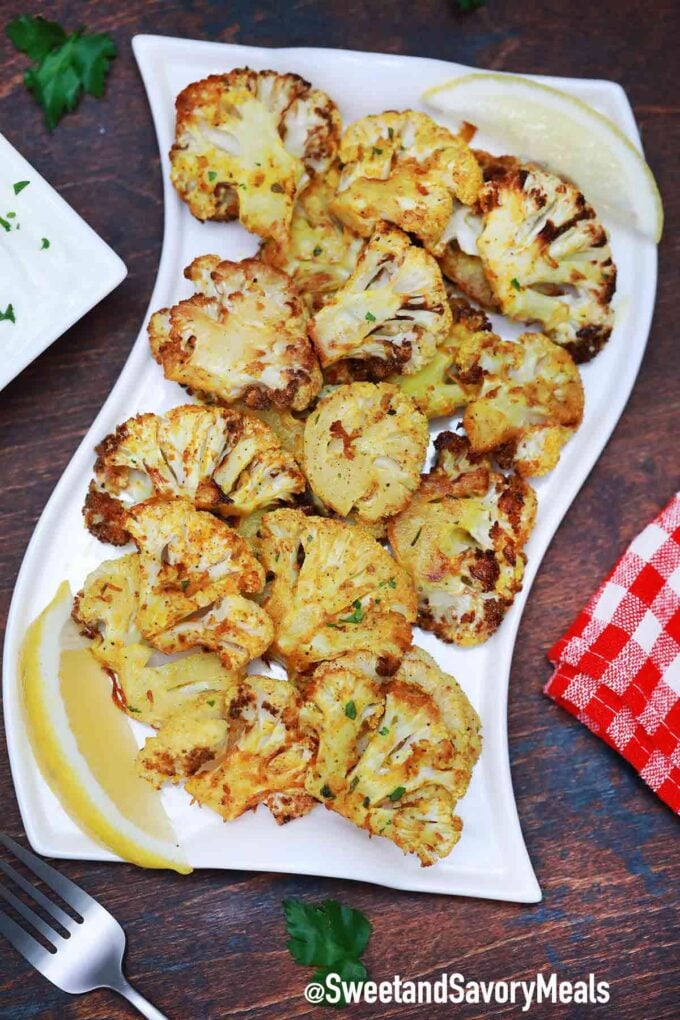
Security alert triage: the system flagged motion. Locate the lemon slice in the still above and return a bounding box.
[19,582,191,874]
[423,72,663,242]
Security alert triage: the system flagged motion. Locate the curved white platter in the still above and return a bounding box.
[2,36,657,902]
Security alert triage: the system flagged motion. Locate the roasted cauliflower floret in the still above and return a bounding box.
[458,330,584,476]
[299,654,384,800]
[310,225,452,379]
[303,383,428,523]
[83,404,306,545]
[256,509,416,674]
[474,165,616,361]
[72,553,241,727]
[149,255,322,412]
[301,648,481,865]
[331,111,482,254]
[390,298,492,419]
[183,675,316,824]
[169,69,340,244]
[126,498,273,669]
[136,692,230,786]
[260,168,364,311]
[388,434,537,646]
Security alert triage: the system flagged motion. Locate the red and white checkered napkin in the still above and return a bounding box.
[544,492,680,813]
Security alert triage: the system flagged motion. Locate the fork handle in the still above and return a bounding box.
[110,976,169,1020]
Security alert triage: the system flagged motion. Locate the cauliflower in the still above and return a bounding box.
[72,553,241,727]
[442,161,616,362]
[437,242,500,311]
[303,383,428,523]
[255,508,416,674]
[136,691,231,786]
[388,434,537,646]
[301,647,481,865]
[331,111,482,254]
[149,254,322,412]
[457,330,585,476]
[83,404,306,545]
[299,653,384,799]
[125,498,273,670]
[260,167,364,311]
[310,225,452,379]
[183,675,316,824]
[390,298,492,419]
[169,69,340,245]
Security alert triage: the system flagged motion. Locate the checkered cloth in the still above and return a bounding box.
[544,492,680,813]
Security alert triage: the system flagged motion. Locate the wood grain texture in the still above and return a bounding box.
[0,1,678,1017]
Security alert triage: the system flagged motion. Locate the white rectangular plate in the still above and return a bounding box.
[2,36,657,902]
[0,134,126,393]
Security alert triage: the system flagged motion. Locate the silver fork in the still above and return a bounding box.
[0,833,167,1018]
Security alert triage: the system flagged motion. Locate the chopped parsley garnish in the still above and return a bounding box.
[363,796,370,808]
[320,784,334,798]
[6,212,15,218]
[6,15,117,131]
[180,579,190,591]
[345,700,357,720]
[312,245,322,256]
[0,216,11,232]
[511,277,521,290]
[387,127,394,140]
[371,146,383,156]
[206,699,215,707]
[339,600,364,624]
[207,170,217,181]
[40,237,50,249]
[410,527,423,546]
[13,180,30,195]
[270,182,284,193]
[127,705,141,713]
[365,311,376,322]
[379,726,390,736]
[349,775,359,790]
[0,304,16,323]
[388,786,406,801]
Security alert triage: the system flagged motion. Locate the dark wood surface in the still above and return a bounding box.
[0,2,678,1017]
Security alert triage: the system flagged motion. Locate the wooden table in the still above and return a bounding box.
[0,2,677,1017]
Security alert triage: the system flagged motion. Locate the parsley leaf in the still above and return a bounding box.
[511,277,521,290]
[345,700,357,720]
[6,15,66,61]
[40,237,50,249]
[0,304,16,323]
[339,600,364,624]
[207,170,217,181]
[388,785,406,801]
[283,898,372,992]
[6,16,117,130]
[365,311,376,322]
[13,180,30,195]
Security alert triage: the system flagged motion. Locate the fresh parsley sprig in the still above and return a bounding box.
[283,898,372,1007]
[6,15,117,130]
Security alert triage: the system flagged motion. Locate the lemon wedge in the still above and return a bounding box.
[423,72,663,242]
[19,582,191,874]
